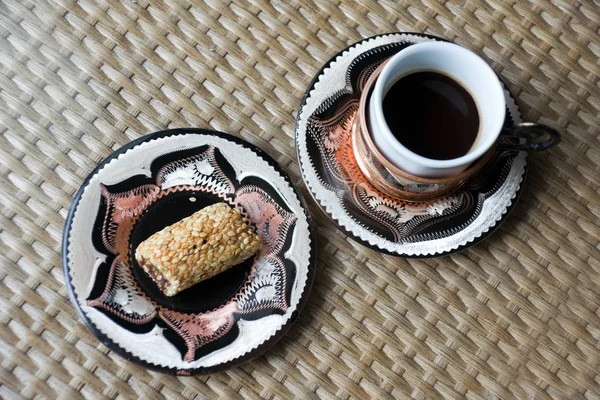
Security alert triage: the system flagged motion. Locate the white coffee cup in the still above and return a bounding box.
[368,41,559,178]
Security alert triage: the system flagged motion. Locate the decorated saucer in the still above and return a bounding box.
[63,129,315,374]
[295,33,527,257]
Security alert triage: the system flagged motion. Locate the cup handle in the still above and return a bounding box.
[497,122,561,151]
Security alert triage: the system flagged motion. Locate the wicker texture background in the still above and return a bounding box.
[1,0,599,398]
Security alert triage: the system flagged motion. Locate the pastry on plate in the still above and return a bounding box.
[135,202,262,296]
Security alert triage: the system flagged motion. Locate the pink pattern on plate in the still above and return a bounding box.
[99,183,160,255]
[235,186,296,255]
[160,302,237,362]
[87,256,157,324]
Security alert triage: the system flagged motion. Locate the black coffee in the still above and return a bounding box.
[382,71,480,160]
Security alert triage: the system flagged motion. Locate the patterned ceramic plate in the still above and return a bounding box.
[63,129,315,374]
[296,33,527,257]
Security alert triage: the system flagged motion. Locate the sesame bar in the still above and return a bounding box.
[135,202,262,296]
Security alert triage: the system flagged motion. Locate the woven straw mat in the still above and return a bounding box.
[1,0,599,399]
